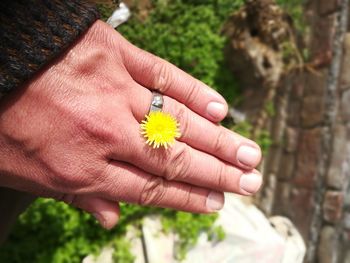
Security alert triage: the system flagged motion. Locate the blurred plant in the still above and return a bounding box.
[232,121,272,154]
[0,199,221,263]
[264,100,276,117]
[96,3,114,21]
[276,0,306,34]
[116,0,244,104]
[111,237,135,262]
[162,210,225,260]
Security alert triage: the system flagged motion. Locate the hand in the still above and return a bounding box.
[0,20,262,229]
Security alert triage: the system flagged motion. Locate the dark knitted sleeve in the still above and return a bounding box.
[0,0,99,99]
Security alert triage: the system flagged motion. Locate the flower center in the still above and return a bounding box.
[156,124,165,132]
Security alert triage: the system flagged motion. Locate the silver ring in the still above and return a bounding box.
[150,92,163,112]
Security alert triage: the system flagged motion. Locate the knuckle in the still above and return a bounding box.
[152,60,172,93]
[175,104,191,138]
[139,176,166,206]
[44,161,81,190]
[70,47,108,79]
[181,185,193,210]
[46,167,86,192]
[183,80,200,106]
[107,127,130,153]
[164,144,191,181]
[212,129,227,154]
[44,153,103,192]
[74,111,116,145]
[95,77,118,94]
[216,164,228,190]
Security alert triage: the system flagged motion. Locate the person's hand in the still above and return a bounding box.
[0,20,262,229]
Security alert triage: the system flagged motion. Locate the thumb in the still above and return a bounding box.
[72,195,120,230]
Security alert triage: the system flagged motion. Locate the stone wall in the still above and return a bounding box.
[258,0,350,262]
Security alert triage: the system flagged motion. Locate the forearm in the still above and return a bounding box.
[0,0,99,99]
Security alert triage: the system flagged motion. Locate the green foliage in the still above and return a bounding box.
[232,121,272,154]
[281,41,297,63]
[258,129,273,154]
[265,100,276,117]
[0,199,106,263]
[0,199,222,263]
[161,211,223,260]
[117,0,244,103]
[276,0,306,34]
[111,237,135,263]
[96,4,114,21]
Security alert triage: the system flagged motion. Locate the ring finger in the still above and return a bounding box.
[130,85,262,170]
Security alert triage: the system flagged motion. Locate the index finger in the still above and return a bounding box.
[120,35,228,123]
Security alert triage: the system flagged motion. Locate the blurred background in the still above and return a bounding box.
[1,0,350,262]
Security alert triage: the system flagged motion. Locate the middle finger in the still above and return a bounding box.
[111,120,262,196]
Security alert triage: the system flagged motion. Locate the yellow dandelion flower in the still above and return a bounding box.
[140,111,181,149]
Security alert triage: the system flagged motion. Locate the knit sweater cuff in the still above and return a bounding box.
[0,0,100,99]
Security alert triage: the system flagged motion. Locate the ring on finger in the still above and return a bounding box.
[140,91,181,149]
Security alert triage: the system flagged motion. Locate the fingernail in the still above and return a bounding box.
[237,145,261,167]
[93,213,107,228]
[239,173,262,194]
[206,102,227,119]
[206,191,224,211]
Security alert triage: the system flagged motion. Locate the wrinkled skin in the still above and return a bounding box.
[0,21,262,229]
